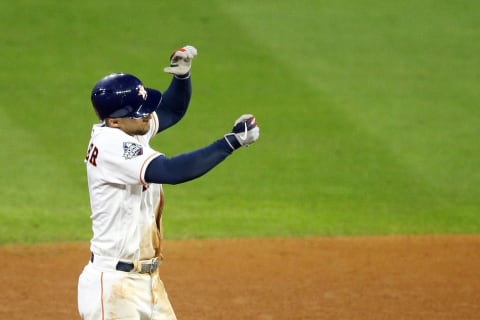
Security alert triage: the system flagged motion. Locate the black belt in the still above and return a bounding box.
[90,253,134,272]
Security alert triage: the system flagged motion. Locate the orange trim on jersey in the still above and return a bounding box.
[151,112,159,138]
[140,152,161,185]
[101,272,105,320]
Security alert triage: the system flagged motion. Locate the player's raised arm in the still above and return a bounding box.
[144,115,260,184]
[156,45,197,133]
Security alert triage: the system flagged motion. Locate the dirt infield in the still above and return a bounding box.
[1,235,479,319]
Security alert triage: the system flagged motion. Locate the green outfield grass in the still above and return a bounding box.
[0,0,479,243]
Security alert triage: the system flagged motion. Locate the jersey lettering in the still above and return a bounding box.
[86,143,99,167]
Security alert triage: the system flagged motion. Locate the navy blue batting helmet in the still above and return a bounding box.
[91,73,162,120]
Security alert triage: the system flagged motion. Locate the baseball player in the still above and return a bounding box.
[77,45,260,320]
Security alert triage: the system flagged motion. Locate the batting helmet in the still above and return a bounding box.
[91,73,162,120]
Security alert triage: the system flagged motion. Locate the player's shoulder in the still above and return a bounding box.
[89,126,156,162]
[91,125,139,147]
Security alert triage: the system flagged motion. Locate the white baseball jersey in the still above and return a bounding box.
[79,112,178,320]
[84,112,163,262]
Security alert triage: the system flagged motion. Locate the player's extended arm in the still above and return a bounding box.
[145,115,259,184]
[156,45,198,133]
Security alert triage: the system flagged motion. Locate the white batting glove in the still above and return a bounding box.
[224,114,260,150]
[163,45,198,76]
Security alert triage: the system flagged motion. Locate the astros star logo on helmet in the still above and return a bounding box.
[137,85,147,100]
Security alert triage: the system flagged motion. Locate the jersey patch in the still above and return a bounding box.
[123,142,143,159]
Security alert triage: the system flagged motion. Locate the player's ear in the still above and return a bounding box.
[105,118,121,128]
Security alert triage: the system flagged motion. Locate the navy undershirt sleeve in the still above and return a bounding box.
[144,138,234,185]
[155,76,192,133]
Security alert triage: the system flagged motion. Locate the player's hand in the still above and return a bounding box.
[224,114,260,150]
[163,45,198,77]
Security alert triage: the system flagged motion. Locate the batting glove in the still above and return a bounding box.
[163,45,198,77]
[224,114,260,150]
